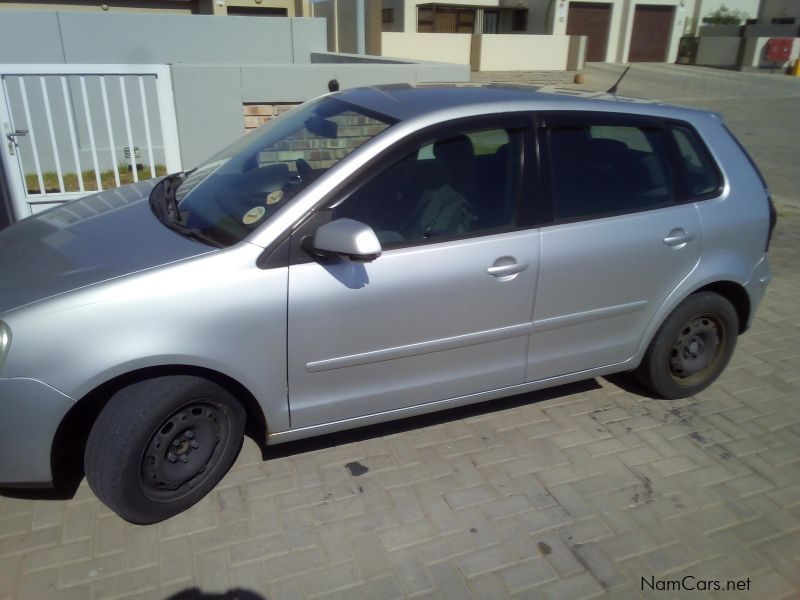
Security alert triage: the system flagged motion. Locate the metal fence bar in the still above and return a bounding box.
[17,77,45,196]
[79,76,102,191]
[60,76,84,193]
[40,77,65,194]
[99,76,121,188]
[138,76,156,179]
[118,76,137,183]
[1,76,31,202]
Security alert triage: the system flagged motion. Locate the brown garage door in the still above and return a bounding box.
[629,5,675,62]
[567,2,612,62]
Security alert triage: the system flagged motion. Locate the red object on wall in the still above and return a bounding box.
[765,38,793,63]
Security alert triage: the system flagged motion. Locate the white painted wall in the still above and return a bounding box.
[473,34,571,70]
[741,36,800,68]
[381,32,473,64]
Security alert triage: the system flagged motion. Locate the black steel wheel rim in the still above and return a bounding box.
[668,313,726,386]
[139,399,232,503]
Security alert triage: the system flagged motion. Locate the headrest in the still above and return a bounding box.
[433,135,474,164]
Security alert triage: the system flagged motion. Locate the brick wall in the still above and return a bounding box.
[243,103,389,170]
[243,102,299,131]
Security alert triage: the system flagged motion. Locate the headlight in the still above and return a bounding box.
[0,321,10,372]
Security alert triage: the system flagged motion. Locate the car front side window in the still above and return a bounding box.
[332,125,525,248]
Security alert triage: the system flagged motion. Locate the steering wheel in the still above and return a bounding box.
[295,158,315,184]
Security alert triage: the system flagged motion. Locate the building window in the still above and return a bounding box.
[382,7,395,31]
[418,7,434,32]
[771,17,796,24]
[418,5,476,33]
[512,8,528,31]
[483,10,499,34]
[226,7,288,16]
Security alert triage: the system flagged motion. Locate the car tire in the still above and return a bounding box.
[84,375,245,524]
[636,292,738,399]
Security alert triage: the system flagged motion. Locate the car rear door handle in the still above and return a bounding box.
[487,261,528,277]
[663,228,694,247]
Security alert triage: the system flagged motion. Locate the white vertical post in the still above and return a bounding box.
[79,76,102,191]
[356,0,365,54]
[152,66,182,174]
[99,76,121,187]
[0,75,33,218]
[40,77,65,194]
[60,76,84,193]
[17,77,45,196]
[118,76,138,183]
[138,76,156,179]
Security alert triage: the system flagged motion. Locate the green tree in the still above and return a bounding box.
[705,4,749,25]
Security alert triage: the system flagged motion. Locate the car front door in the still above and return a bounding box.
[526,113,702,381]
[286,117,540,428]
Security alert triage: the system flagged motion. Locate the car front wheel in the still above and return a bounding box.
[84,375,246,524]
[636,292,739,399]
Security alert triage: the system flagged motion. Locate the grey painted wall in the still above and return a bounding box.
[0,11,326,65]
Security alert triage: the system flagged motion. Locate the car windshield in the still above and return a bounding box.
[171,96,395,246]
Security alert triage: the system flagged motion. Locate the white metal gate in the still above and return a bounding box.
[0,64,181,220]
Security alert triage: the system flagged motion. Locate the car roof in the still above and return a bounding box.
[333,83,714,124]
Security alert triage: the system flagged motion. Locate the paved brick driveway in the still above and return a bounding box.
[1,67,799,600]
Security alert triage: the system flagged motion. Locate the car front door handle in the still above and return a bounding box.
[487,261,529,278]
[663,228,694,248]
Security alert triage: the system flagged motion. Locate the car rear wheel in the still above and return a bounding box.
[84,375,245,524]
[636,292,738,399]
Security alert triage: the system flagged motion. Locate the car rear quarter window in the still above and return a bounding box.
[669,125,722,198]
[547,122,674,221]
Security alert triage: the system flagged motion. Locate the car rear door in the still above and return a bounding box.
[526,112,702,381]
[286,116,541,428]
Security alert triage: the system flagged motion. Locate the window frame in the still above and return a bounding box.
[537,111,725,226]
[287,113,540,261]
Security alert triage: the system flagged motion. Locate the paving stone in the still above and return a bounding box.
[498,557,559,593]
[540,571,606,600]
[300,562,362,598]
[389,547,434,596]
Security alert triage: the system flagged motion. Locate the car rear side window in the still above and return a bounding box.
[669,125,722,198]
[547,123,674,221]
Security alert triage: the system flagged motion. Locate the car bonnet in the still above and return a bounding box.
[0,179,215,315]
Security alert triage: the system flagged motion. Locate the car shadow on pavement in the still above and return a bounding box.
[165,587,266,600]
[261,378,602,461]
[0,378,603,502]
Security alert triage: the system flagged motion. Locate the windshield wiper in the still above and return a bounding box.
[165,219,224,248]
[148,170,221,248]
[149,171,187,224]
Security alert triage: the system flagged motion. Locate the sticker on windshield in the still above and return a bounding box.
[266,190,284,205]
[242,206,266,225]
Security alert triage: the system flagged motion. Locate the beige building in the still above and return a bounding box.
[373,0,762,64]
[0,0,312,17]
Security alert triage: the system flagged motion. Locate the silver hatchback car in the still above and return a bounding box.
[0,85,775,523]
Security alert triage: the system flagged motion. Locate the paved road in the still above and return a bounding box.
[1,65,799,600]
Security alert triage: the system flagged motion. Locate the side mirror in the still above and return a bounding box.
[311,218,382,262]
